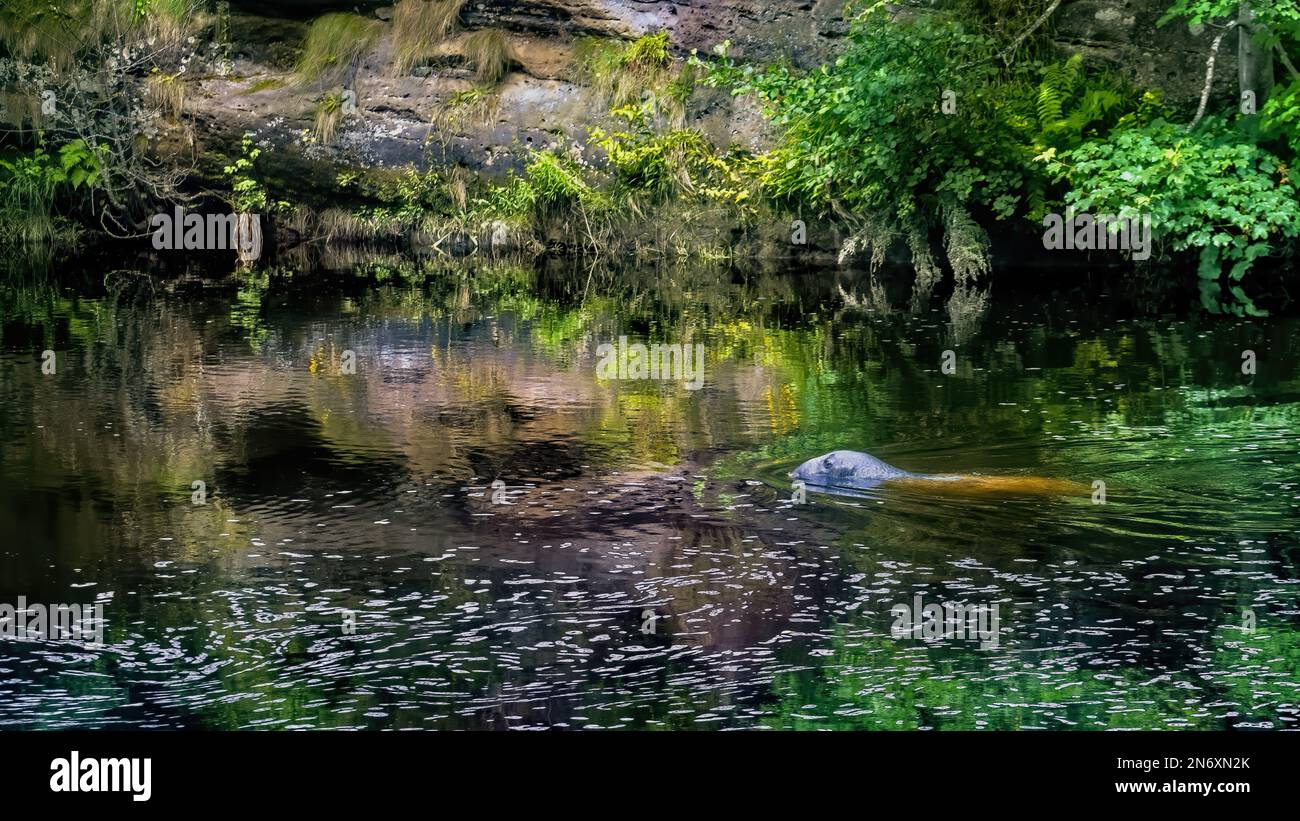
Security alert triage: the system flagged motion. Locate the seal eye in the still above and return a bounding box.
[822,455,836,470]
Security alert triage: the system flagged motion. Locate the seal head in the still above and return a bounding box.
[789,450,918,490]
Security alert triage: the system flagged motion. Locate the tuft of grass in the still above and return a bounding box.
[523,151,604,211]
[0,144,72,247]
[429,85,499,144]
[317,208,407,243]
[444,164,473,211]
[147,69,185,119]
[473,150,616,251]
[461,28,516,86]
[1,0,203,69]
[0,0,86,66]
[294,13,382,87]
[0,91,44,132]
[572,31,688,124]
[572,38,623,100]
[0,180,58,246]
[625,31,670,67]
[313,89,346,144]
[142,0,204,49]
[390,0,465,76]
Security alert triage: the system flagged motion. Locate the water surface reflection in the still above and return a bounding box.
[1,260,1297,729]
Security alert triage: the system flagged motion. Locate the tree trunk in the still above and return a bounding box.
[1238,2,1275,111]
[235,212,262,264]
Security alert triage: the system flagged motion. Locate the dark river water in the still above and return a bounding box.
[1,255,1298,729]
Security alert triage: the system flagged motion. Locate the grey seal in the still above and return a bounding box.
[789,450,957,491]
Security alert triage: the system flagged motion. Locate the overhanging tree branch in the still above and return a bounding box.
[953,0,1063,71]
[1191,22,1241,129]
[1276,43,1300,80]
[998,0,1063,66]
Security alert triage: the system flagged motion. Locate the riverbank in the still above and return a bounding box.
[6,1,1300,317]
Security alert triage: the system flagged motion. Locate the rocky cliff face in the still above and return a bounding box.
[187,1,1233,202]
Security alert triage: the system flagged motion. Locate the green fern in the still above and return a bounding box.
[1063,88,1123,135]
[1036,54,1082,126]
[1033,56,1131,151]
